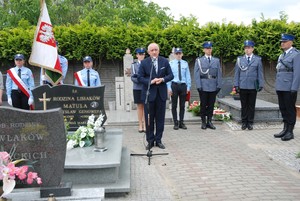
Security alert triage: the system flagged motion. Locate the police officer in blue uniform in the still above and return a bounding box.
[167,48,191,130]
[234,40,264,130]
[274,34,300,141]
[131,47,146,133]
[6,54,35,110]
[194,42,222,130]
[74,56,101,87]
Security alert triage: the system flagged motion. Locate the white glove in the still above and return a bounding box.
[28,98,34,105]
[8,98,12,106]
[41,75,46,81]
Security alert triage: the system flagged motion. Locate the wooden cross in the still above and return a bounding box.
[39,92,51,111]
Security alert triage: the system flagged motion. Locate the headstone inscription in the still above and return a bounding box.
[0,106,66,187]
[32,85,107,131]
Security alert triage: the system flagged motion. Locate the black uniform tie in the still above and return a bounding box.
[247,56,250,64]
[178,61,182,81]
[208,57,211,63]
[18,69,21,92]
[87,69,90,86]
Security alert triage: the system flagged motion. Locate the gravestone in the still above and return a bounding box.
[123,49,134,110]
[218,77,234,98]
[115,77,124,110]
[32,84,107,131]
[0,106,66,187]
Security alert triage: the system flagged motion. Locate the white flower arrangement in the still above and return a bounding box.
[67,114,105,150]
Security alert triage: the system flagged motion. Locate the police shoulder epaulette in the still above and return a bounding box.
[294,48,299,52]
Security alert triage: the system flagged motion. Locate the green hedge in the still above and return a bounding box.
[1,19,299,66]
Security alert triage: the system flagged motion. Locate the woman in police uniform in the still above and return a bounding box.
[6,54,35,110]
[234,40,264,130]
[131,48,146,133]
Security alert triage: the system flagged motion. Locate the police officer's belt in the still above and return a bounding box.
[200,75,216,79]
[172,82,186,85]
[277,69,293,72]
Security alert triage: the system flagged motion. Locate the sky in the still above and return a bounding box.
[146,0,300,25]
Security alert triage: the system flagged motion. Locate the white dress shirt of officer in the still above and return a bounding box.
[74,56,101,87]
[167,48,191,130]
[274,33,300,141]
[194,41,222,130]
[234,40,264,130]
[40,41,68,85]
[6,54,35,110]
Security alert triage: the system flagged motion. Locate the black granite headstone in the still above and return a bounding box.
[0,106,66,187]
[218,77,234,98]
[32,85,107,131]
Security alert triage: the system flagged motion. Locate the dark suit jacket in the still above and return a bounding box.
[138,56,174,102]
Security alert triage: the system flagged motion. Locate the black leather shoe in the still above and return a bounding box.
[179,122,187,129]
[247,123,253,130]
[145,143,154,150]
[241,123,247,130]
[281,133,294,141]
[173,124,179,130]
[156,142,165,149]
[206,121,216,129]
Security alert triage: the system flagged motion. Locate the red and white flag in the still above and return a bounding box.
[29,0,62,85]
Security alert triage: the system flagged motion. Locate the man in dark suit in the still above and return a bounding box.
[138,43,174,150]
[274,33,300,141]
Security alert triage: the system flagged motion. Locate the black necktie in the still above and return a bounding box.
[247,57,250,64]
[283,52,286,57]
[178,61,182,81]
[18,69,21,92]
[208,57,211,63]
[87,69,90,86]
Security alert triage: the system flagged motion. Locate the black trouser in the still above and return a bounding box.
[276,91,297,125]
[11,90,29,110]
[198,90,217,118]
[240,89,257,124]
[171,82,187,122]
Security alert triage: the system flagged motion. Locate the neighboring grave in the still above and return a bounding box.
[0,106,66,187]
[123,49,134,110]
[115,77,125,110]
[32,85,107,131]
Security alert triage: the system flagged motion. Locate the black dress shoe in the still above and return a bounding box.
[206,121,216,129]
[201,123,207,129]
[156,142,165,149]
[138,130,143,133]
[179,123,187,129]
[241,123,247,130]
[247,123,253,130]
[173,124,179,130]
[145,143,154,150]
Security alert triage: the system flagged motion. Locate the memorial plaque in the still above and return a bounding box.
[32,85,107,131]
[0,106,66,187]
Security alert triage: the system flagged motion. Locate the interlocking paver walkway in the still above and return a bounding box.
[106,110,300,201]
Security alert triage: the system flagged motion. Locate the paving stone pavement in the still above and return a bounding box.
[105,120,300,201]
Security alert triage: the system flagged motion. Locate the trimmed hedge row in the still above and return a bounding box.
[1,19,299,66]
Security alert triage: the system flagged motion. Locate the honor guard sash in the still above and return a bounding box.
[74,71,86,86]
